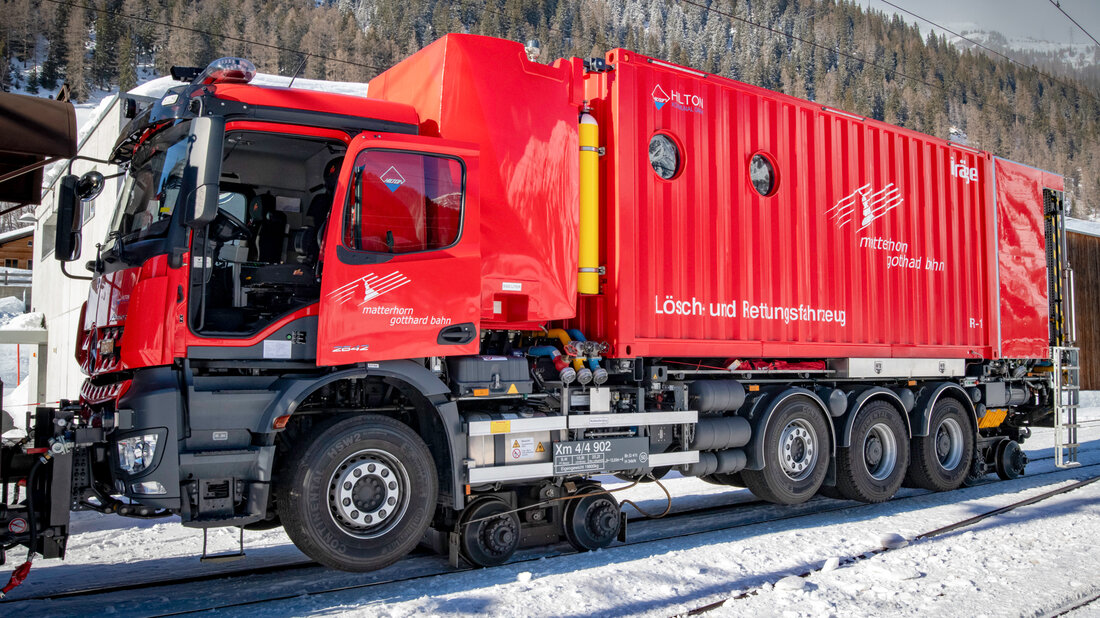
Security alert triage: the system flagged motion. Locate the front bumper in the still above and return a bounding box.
[102,366,275,526]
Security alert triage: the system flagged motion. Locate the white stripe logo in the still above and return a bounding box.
[328,271,410,306]
[827,183,903,231]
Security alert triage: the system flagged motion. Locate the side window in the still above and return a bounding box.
[344,150,464,254]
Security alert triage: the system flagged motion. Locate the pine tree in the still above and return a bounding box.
[64,5,91,101]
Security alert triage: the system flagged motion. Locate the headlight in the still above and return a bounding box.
[117,433,160,474]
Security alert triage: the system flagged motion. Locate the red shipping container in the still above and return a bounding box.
[578,49,1055,361]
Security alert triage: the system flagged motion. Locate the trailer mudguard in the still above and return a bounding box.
[741,387,836,473]
[910,382,978,437]
[837,387,912,447]
[257,359,467,509]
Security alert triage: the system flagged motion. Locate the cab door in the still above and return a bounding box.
[318,134,480,365]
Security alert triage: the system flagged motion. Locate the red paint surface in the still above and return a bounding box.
[577,49,1019,360]
[369,34,585,326]
[995,159,1060,358]
[316,133,482,365]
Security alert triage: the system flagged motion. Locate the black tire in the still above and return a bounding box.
[276,414,438,572]
[835,401,910,503]
[742,395,831,505]
[817,484,843,499]
[905,398,974,492]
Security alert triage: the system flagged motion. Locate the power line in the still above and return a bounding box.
[673,0,950,94]
[40,0,389,73]
[880,0,1100,104]
[1048,0,1100,48]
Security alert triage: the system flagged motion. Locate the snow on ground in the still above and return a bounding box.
[3,400,1100,616]
[0,297,40,419]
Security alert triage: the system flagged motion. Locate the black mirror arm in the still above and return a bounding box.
[61,261,93,281]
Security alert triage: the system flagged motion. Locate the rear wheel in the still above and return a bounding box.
[835,401,909,503]
[742,396,831,505]
[905,398,974,492]
[276,414,437,571]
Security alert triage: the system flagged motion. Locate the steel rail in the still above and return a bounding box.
[4,451,1098,608]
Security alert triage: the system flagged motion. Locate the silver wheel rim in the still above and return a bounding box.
[328,448,411,539]
[863,422,898,481]
[935,417,964,471]
[777,418,819,481]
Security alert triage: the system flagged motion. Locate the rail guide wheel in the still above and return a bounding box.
[459,497,521,567]
[563,487,621,551]
[995,440,1028,480]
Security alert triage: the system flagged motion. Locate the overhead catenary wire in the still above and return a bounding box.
[879,0,1100,105]
[1048,0,1100,48]
[673,0,950,94]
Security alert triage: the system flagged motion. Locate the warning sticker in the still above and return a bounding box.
[510,437,536,460]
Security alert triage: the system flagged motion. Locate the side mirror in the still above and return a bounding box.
[54,174,83,262]
[185,116,226,228]
[76,170,105,201]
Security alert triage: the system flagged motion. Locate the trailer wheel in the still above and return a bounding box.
[276,414,437,572]
[834,401,909,503]
[905,398,974,491]
[742,396,830,505]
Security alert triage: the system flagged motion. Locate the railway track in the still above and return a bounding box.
[677,472,1100,615]
[5,452,1098,616]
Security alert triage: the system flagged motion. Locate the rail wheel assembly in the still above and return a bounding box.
[458,497,521,567]
[563,487,621,551]
[742,395,831,505]
[905,398,975,491]
[834,401,910,503]
[276,414,437,572]
[995,439,1028,480]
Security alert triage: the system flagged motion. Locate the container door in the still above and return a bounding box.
[318,134,480,365]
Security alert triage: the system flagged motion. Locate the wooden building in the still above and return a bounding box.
[0,226,34,270]
[1068,219,1100,390]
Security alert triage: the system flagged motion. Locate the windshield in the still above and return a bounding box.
[107,122,192,244]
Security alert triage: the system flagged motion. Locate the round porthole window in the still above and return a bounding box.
[749,153,777,196]
[649,134,681,180]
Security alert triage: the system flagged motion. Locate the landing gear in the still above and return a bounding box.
[995,440,1027,480]
[459,497,521,567]
[834,401,909,503]
[563,488,621,551]
[742,395,831,505]
[276,414,437,572]
[905,398,974,491]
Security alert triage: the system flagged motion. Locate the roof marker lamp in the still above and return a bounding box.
[195,57,256,85]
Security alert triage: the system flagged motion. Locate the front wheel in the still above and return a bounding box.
[276,414,438,572]
[742,395,831,505]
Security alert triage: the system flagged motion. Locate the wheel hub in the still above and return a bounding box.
[778,420,818,481]
[480,515,518,556]
[329,451,409,539]
[934,418,964,471]
[865,436,883,466]
[587,501,617,539]
[863,422,898,481]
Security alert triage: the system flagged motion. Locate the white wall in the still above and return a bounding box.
[29,96,124,404]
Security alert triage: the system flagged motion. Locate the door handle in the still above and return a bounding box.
[437,322,476,345]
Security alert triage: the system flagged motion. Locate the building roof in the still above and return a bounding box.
[0,226,33,245]
[1067,217,1100,238]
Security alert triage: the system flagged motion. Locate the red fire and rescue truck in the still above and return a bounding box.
[0,34,1079,578]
